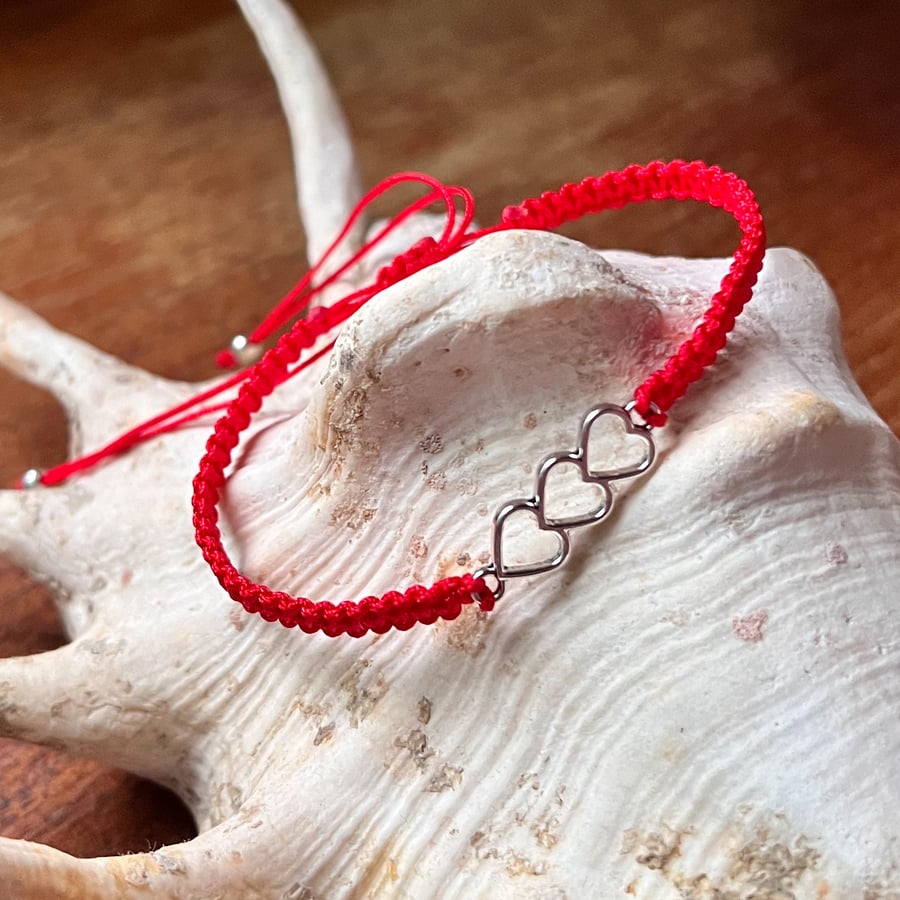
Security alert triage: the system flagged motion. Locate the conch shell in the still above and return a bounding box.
[1,0,898,897]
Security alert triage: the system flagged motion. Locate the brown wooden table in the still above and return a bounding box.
[1,0,897,862]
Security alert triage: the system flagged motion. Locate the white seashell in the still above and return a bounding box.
[1,1,898,897]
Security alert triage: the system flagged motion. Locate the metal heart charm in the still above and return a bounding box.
[579,403,655,482]
[535,451,613,529]
[493,498,570,579]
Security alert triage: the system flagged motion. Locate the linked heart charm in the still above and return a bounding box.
[477,402,657,592]
[493,499,570,579]
[535,451,613,529]
[579,403,655,481]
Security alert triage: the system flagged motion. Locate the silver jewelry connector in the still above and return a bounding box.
[477,401,657,593]
[623,399,660,431]
[472,564,505,605]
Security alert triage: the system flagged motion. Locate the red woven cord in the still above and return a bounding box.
[193,294,496,636]
[490,160,765,426]
[192,160,765,636]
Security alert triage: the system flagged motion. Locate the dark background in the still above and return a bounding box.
[0,0,897,859]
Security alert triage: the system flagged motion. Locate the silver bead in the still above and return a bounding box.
[21,468,44,489]
[229,334,262,366]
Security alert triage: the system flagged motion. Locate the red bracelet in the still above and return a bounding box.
[192,160,765,638]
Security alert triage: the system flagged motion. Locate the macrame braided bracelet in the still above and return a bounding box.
[192,160,765,637]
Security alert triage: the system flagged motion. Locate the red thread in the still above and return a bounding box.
[220,172,475,362]
[26,175,475,488]
[191,160,765,636]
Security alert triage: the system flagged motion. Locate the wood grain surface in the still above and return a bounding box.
[1,0,897,863]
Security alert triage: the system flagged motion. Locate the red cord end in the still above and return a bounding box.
[17,468,45,490]
[218,335,263,369]
[500,203,529,227]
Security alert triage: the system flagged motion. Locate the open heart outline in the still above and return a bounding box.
[482,403,657,590]
[493,498,571,579]
[534,450,613,529]
[579,403,655,481]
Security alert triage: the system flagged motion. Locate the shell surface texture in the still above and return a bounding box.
[1,1,899,898]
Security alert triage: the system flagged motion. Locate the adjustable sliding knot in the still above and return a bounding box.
[374,236,443,291]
